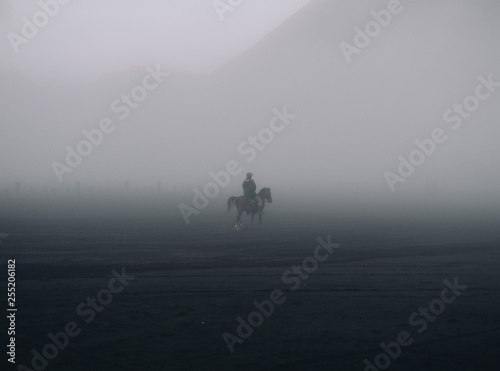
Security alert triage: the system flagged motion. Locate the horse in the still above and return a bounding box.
[225,188,272,230]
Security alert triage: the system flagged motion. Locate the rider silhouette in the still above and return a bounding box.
[242,172,263,213]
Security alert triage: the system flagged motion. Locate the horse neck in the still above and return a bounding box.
[258,188,267,200]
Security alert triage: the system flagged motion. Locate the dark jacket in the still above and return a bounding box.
[242,179,257,198]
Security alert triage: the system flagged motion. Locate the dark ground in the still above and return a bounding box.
[1,201,500,371]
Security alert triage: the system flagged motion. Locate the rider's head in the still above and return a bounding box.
[246,172,253,179]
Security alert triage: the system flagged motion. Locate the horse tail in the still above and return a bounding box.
[224,196,237,213]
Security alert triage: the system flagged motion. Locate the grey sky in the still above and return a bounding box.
[1,0,499,205]
[0,0,311,82]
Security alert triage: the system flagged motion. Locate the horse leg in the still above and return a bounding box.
[249,213,255,225]
[240,211,246,229]
[236,209,243,230]
[236,205,245,230]
[258,213,263,229]
[234,204,241,230]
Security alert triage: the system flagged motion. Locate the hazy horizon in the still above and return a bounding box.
[1,0,500,208]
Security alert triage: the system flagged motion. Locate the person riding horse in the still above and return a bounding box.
[242,172,263,213]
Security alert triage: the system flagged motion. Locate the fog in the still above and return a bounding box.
[1,0,500,219]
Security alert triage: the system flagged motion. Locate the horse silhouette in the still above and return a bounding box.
[225,188,272,230]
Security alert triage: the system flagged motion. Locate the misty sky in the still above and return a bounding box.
[1,0,500,201]
[0,0,310,81]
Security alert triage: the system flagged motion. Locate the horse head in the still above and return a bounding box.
[260,187,272,203]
